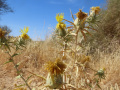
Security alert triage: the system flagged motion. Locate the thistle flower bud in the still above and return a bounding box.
[74,18,86,30]
[45,58,66,89]
[91,6,100,15]
[46,72,63,89]
[74,9,87,30]
[56,22,66,30]
[86,6,100,23]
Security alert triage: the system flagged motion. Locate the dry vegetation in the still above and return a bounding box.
[0,0,120,90]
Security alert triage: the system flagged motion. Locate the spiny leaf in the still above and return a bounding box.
[70,9,75,21]
[15,83,26,87]
[5,43,11,52]
[4,59,13,65]
[97,84,102,89]
[12,53,20,57]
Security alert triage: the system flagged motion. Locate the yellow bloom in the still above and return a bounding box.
[76,9,88,20]
[56,13,64,23]
[20,27,30,39]
[91,6,100,14]
[21,33,29,39]
[45,58,66,75]
[0,28,6,38]
[56,22,66,29]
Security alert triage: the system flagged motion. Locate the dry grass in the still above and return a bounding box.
[0,38,120,90]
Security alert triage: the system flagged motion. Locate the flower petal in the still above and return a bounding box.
[25,27,29,33]
[56,13,64,23]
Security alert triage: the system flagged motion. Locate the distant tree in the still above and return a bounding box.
[0,0,13,14]
[0,25,12,35]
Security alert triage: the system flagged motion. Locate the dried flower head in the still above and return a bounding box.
[45,58,66,75]
[76,9,88,20]
[0,28,6,38]
[91,6,100,14]
[78,55,90,64]
[20,27,30,39]
[56,13,64,23]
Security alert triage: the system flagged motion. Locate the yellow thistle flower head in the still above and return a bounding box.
[91,6,100,14]
[56,22,66,29]
[0,28,6,38]
[20,27,30,39]
[56,13,64,23]
[21,33,29,40]
[76,9,88,20]
[45,58,66,75]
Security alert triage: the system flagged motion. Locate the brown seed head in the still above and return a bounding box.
[0,28,6,38]
[76,9,88,20]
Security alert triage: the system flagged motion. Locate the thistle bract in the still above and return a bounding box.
[45,58,66,89]
[46,72,63,89]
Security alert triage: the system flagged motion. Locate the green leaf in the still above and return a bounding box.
[12,53,20,57]
[5,43,11,52]
[4,59,13,65]
[97,84,102,89]
[16,70,21,74]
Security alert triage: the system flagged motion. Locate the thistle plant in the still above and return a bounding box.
[1,27,32,90]
[90,68,106,89]
[95,68,106,81]
[55,13,73,59]
[20,27,30,40]
[0,6,106,90]
[52,6,106,89]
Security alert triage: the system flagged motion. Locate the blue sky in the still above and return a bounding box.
[0,0,106,40]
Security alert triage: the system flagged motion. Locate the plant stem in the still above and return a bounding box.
[7,52,32,90]
[75,29,79,63]
[12,61,32,90]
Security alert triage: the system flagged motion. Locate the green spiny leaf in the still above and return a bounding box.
[4,59,13,65]
[12,53,20,57]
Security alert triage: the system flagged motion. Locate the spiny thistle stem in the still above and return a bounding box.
[7,52,32,90]
[63,41,67,57]
[75,29,80,63]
